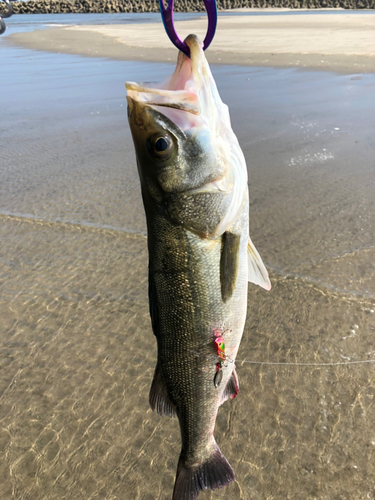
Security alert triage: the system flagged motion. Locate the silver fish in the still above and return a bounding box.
[126,35,271,500]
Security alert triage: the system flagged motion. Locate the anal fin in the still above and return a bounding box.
[221,367,239,405]
[149,363,176,418]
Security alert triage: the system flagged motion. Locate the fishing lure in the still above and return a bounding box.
[215,337,226,361]
[213,334,233,388]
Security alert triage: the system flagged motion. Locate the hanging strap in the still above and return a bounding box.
[159,0,217,57]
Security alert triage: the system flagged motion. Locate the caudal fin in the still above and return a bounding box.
[172,443,235,500]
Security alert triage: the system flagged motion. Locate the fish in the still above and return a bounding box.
[126,34,271,500]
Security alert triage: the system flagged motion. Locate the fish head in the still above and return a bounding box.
[126,35,248,237]
[126,95,221,197]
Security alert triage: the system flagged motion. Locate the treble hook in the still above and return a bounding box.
[159,0,217,58]
[0,0,13,35]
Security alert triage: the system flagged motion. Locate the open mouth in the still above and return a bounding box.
[126,36,209,130]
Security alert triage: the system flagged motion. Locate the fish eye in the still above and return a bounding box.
[147,133,174,161]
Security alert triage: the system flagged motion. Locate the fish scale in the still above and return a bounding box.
[149,201,248,489]
[126,34,270,500]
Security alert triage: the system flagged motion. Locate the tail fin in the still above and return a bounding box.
[172,443,235,500]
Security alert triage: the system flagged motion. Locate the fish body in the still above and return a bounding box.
[126,35,270,500]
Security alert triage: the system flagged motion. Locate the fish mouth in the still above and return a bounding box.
[126,35,209,130]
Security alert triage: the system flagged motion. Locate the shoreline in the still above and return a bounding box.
[6,12,375,73]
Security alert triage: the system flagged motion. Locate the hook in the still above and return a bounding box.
[159,0,217,58]
[0,0,13,35]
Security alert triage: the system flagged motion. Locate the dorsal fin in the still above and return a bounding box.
[149,363,177,418]
[247,237,271,291]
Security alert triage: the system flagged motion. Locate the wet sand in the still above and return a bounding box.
[1,12,375,500]
[7,11,375,73]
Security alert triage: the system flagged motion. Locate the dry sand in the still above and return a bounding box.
[8,11,375,73]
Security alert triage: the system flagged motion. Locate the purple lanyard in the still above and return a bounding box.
[159,0,217,58]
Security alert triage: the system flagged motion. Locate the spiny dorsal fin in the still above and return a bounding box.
[247,236,271,291]
[220,231,241,303]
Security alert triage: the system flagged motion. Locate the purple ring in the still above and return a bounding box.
[159,0,217,58]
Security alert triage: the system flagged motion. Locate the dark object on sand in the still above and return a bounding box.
[0,0,13,35]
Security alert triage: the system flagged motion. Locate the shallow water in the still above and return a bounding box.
[1,20,375,500]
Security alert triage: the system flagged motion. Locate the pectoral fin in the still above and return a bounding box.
[247,237,271,291]
[149,363,177,418]
[220,231,241,303]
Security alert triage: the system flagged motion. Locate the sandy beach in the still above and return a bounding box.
[1,10,375,500]
[8,11,375,72]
